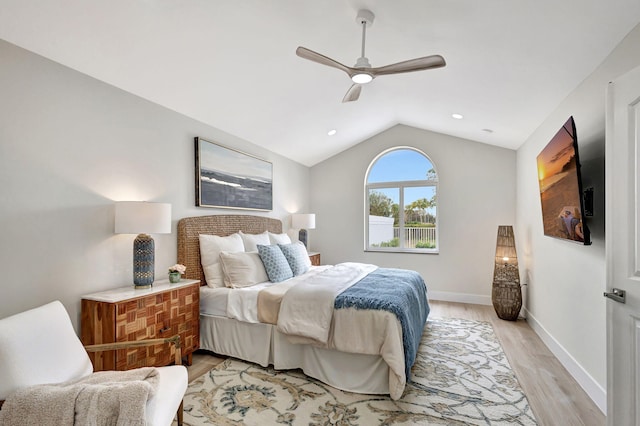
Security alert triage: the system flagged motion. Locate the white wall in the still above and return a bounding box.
[368,215,394,245]
[309,124,516,304]
[515,23,640,413]
[0,40,310,329]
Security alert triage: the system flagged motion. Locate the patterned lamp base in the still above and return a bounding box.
[298,229,308,247]
[492,263,522,321]
[133,234,154,288]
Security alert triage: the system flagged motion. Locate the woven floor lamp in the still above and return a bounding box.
[492,225,522,321]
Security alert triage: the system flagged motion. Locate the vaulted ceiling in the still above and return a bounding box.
[1,1,639,166]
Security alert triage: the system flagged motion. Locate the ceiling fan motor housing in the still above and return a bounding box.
[355,57,371,68]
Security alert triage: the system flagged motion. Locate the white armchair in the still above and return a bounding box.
[0,300,188,425]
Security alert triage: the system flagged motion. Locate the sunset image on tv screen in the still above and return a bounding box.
[536,117,589,244]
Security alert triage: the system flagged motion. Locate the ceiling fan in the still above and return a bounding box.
[296,9,446,103]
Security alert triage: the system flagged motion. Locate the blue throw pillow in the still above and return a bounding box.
[278,242,311,276]
[257,244,293,282]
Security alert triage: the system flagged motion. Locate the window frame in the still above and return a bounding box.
[364,147,439,254]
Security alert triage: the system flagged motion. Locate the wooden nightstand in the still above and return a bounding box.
[81,279,200,371]
[308,252,321,266]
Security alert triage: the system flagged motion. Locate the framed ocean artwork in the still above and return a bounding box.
[195,137,273,211]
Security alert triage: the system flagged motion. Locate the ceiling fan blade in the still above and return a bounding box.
[342,84,362,103]
[371,55,446,77]
[296,46,353,75]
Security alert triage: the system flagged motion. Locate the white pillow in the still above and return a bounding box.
[219,251,269,288]
[239,231,270,252]
[268,232,292,245]
[199,233,244,288]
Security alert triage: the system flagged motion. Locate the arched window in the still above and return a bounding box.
[365,147,438,253]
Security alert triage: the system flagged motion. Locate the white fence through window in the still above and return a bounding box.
[393,227,437,248]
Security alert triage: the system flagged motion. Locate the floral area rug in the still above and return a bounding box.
[178,317,537,425]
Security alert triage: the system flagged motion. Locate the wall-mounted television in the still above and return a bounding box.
[536,116,591,245]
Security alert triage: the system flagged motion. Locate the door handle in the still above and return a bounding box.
[603,288,626,303]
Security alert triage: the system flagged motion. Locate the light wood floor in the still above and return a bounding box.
[187,300,605,426]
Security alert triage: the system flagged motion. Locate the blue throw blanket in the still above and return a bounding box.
[334,268,429,380]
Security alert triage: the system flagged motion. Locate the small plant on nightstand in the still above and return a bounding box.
[168,264,186,283]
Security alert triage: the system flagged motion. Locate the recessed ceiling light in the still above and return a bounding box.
[327,129,337,136]
[452,113,464,120]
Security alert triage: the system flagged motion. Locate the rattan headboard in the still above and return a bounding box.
[177,215,283,285]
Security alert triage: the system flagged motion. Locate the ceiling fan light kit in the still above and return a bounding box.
[352,73,373,84]
[296,9,446,103]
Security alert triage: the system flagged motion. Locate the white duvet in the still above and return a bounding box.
[226,265,331,323]
[225,262,408,400]
[277,262,377,345]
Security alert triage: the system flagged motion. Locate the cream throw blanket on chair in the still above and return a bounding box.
[0,367,159,426]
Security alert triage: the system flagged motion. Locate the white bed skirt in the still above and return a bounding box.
[200,314,390,395]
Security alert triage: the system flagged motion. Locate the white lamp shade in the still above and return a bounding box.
[291,213,316,229]
[114,201,172,234]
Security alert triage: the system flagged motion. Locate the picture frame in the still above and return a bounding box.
[195,137,273,211]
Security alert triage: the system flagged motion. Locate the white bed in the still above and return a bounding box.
[177,214,427,399]
[198,284,391,396]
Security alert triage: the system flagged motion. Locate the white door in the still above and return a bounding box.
[606,64,640,426]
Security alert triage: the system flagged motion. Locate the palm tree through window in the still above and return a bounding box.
[365,147,438,253]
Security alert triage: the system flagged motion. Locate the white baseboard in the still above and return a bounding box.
[428,291,492,306]
[525,309,607,415]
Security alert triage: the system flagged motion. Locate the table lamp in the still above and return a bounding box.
[115,201,172,288]
[291,213,316,249]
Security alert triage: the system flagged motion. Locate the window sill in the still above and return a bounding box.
[364,248,439,254]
